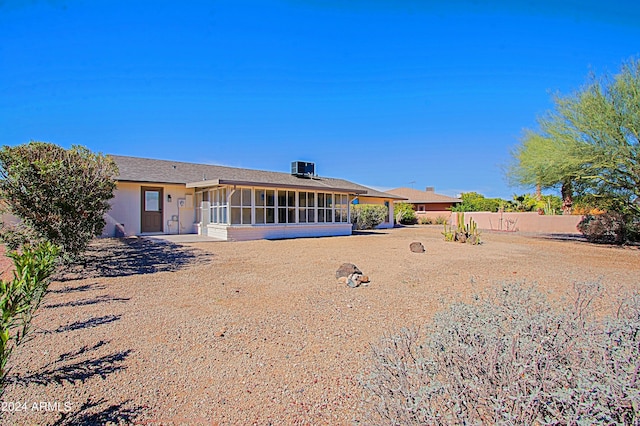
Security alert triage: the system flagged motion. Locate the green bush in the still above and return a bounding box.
[1,242,60,390]
[361,282,640,425]
[351,204,388,230]
[394,202,417,225]
[0,142,117,260]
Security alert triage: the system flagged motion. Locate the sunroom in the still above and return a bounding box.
[189,180,365,241]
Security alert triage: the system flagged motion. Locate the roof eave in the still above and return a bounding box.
[187,179,367,194]
[116,178,188,185]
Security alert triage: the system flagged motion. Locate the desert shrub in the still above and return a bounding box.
[578,212,640,244]
[435,215,448,225]
[0,142,118,260]
[361,282,640,425]
[418,216,433,225]
[394,202,417,225]
[351,204,388,230]
[1,242,60,391]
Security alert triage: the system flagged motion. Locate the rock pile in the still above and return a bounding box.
[335,263,370,288]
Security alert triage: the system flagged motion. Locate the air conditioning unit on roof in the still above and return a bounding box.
[291,161,315,177]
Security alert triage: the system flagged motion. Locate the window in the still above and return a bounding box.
[277,190,296,223]
[315,192,348,223]
[210,187,228,224]
[254,189,275,224]
[298,192,316,223]
[145,191,160,211]
[324,193,333,222]
[318,193,326,222]
[230,187,252,225]
[334,194,348,223]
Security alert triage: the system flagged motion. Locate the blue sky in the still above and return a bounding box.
[1,0,639,198]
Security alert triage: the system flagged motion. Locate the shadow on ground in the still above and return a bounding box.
[532,233,588,242]
[10,340,131,386]
[351,230,390,236]
[49,283,107,294]
[54,315,122,333]
[53,397,143,426]
[45,295,130,309]
[57,237,213,281]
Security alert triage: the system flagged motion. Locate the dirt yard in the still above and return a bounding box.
[1,226,639,425]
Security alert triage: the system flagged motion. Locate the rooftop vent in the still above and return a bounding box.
[291,161,315,177]
[425,186,435,192]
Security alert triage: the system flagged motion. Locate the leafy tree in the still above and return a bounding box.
[0,142,118,259]
[508,132,581,214]
[451,192,506,212]
[508,59,640,223]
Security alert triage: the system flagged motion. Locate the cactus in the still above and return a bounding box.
[442,223,455,242]
[443,212,481,245]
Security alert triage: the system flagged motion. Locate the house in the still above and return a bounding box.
[386,187,461,221]
[106,155,404,241]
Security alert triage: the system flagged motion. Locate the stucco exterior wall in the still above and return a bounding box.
[415,210,453,221]
[451,211,584,234]
[103,182,196,237]
[414,202,455,212]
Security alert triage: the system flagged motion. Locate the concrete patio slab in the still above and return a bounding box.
[145,234,225,244]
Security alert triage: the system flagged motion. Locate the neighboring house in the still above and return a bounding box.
[386,187,461,220]
[106,155,403,241]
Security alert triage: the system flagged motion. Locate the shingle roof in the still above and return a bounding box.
[386,187,461,204]
[110,155,403,199]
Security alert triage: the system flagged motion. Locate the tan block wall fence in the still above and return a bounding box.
[451,211,584,234]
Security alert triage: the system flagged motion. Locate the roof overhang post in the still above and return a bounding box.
[201,201,211,229]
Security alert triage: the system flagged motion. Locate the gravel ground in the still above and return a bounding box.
[1,226,639,425]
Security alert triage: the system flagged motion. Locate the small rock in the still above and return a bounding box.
[346,274,359,288]
[410,242,425,253]
[337,277,349,285]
